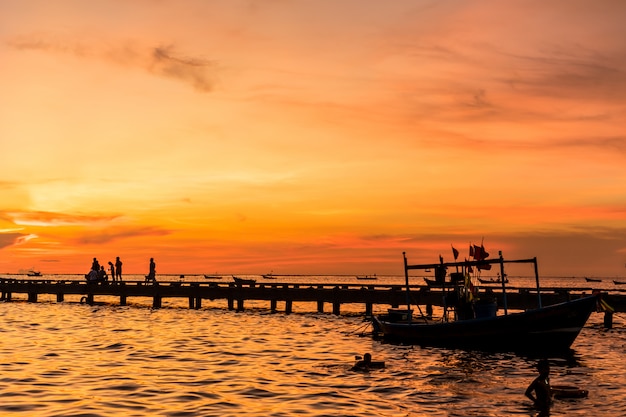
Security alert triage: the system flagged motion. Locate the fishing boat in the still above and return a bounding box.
[421,263,462,287]
[585,277,602,283]
[262,273,277,279]
[423,277,454,287]
[356,274,377,281]
[27,270,42,277]
[203,275,222,280]
[372,252,599,353]
[613,280,626,285]
[477,277,509,284]
[233,276,256,285]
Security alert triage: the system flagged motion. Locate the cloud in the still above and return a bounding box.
[0,211,172,244]
[2,211,119,227]
[71,226,171,245]
[15,234,38,244]
[150,45,215,92]
[0,232,27,249]
[7,34,217,92]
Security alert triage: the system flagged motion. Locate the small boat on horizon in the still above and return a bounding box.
[477,277,509,284]
[356,274,377,281]
[233,276,256,285]
[585,277,602,283]
[262,273,277,279]
[27,270,42,277]
[204,274,222,280]
[613,280,626,285]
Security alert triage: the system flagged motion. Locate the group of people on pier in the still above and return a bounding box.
[85,257,157,283]
[85,256,123,283]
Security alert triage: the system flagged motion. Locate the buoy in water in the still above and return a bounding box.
[552,385,589,399]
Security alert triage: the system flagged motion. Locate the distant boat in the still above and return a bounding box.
[262,273,277,279]
[233,276,256,285]
[423,272,465,287]
[204,275,222,280]
[356,274,377,281]
[585,277,602,283]
[613,280,626,285]
[478,277,509,284]
[27,270,42,277]
[423,277,454,287]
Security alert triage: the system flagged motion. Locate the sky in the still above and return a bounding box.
[1,0,625,277]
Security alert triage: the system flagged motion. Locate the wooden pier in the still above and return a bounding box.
[1,277,625,316]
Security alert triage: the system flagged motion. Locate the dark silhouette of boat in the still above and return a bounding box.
[613,280,626,285]
[585,277,602,283]
[372,252,599,353]
[356,274,377,280]
[477,277,509,284]
[27,270,42,277]
[204,275,222,279]
[233,276,256,285]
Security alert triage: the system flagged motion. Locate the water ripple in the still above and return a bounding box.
[0,301,623,416]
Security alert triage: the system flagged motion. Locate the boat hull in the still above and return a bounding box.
[372,295,598,353]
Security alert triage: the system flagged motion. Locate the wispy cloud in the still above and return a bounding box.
[0,232,27,249]
[70,226,171,245]
[7,34,217,92]
[2,211,119,227]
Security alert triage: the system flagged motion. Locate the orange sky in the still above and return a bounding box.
[1,0,625,277]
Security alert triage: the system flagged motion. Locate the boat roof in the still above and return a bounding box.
[404,255,537,271]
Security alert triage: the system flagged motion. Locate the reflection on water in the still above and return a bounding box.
[0,299,625,416]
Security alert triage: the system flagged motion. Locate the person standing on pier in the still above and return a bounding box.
[91,258,100,272]
[115,257,123,281]
[146,258,156,282]
[108,261,116,282]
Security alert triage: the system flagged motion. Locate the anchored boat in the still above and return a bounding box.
[372,252,599,353]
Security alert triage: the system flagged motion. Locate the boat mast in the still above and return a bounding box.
[533,257,542,308]
[498,251,508,315]
[403,252,411,321]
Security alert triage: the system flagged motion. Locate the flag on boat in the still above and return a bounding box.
[477,262,492,270]
[472,243,490,269]
[472,244,489,261]
[451,245,459,260]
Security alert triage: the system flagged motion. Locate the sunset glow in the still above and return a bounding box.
[1,1,625,276]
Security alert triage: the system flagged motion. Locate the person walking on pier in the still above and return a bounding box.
[146,258,156,282]
[115,257,123,281]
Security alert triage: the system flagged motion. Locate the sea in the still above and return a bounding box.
[1,273,625,417]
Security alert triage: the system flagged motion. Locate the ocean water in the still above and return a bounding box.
[1,275,625,417]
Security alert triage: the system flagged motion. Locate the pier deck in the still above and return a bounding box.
[1,277,625,315]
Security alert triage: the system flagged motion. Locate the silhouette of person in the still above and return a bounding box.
[351,353,372,371]
[525,359,552,415]
[115,257,123,281]
[146,258,156,282]
[108,261,116,282]
[98,265,108,283]
[91,257,100,272]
